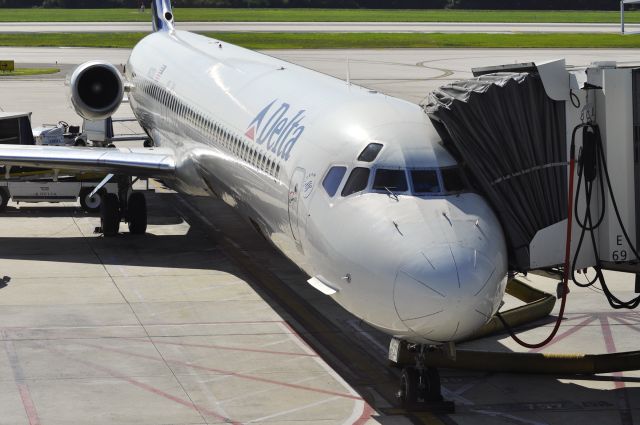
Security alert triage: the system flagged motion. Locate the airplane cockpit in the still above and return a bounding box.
[320,139,468,200]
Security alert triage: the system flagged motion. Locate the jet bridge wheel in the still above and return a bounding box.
[100,193,121,237]
[127,192,147,235]
[0,187,8,212]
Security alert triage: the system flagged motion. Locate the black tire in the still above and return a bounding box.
[0,187,8,211]
[127,192,147,235]
[399,367,418,407]
[79,187,103,213]
[143,139,154,148]
[424,367,443,402]
[74,137,86,147]
[100,193,120,237]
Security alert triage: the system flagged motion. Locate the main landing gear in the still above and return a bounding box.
[389,338,455,413]
[99,176,147,237]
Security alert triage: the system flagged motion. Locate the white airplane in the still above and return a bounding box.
[0,0,508,401]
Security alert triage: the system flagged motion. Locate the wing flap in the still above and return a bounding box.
[0,145,175,176]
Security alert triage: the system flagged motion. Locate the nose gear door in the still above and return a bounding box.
[288,167,305,243]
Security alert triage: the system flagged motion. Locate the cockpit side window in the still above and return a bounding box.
[357,143,383,162]
[322,166,347,197]
[373,169,408,192]
[441,167,466,192]
[411,170,440,194]
[341,167,370,197]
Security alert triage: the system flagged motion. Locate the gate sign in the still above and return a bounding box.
[0,61,14,72]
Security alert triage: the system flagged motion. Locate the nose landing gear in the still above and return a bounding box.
[390,338,455,413]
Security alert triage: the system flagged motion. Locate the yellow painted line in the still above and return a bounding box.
[414,412,448,425]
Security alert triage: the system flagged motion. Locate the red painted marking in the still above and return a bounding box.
[600,316,633,425]
[3,337,40,425]
[17,383,40,425]
[44,345,240,424]
[245,126,256,141]
[529,316,596,353]
[353,403,375,425]
[131,338,319,358]
[609,315,640,332]
[79,342,363,401]
[147,320,284,326]
[280,320,314,352]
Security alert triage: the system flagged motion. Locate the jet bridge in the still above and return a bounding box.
[422,59,640,275]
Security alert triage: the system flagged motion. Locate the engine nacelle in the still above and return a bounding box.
[69,61,124,121]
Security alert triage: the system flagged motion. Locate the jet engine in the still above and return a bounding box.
[69,61,124,120]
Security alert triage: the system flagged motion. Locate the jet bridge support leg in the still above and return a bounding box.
[390,338,455,413]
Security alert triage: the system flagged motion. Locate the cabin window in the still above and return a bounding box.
[341,167,370,197]
[411,170,441,194]
[358,143,383,162]
[373,169,408,192]
[442,167,465,192]
[323,166,347,197]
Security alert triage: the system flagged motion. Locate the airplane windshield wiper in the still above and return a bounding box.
[384,186,399,202]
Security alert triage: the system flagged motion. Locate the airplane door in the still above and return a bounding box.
[288,167,305,243]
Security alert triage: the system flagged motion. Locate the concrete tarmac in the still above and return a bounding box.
[1,47,640,424]
[0,21,637,34]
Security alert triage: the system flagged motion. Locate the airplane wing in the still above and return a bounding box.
[0,145,175,176]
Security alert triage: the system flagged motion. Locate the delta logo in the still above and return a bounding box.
[245,100,306,161]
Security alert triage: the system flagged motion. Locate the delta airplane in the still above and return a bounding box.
[0,0,508,390]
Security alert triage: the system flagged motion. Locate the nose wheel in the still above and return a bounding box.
[398,366,443,407]
[390,338,454,413]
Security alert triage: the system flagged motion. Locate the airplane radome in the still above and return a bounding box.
[0,0,508,347]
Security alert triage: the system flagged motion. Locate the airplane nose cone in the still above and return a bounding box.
[394,245,504,343]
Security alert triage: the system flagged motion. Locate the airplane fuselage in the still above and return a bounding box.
[126,30,509,344]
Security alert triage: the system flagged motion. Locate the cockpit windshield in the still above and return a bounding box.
[441,167,465,192]
[357,143,383,162]
[331,164,465,198]
[341,167,370,196]
[411,170,440,194]
[373,169,408,192]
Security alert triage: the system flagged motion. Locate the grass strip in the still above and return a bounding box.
[0,32,640,49]
[0,68,60,76]
[1,8,640,24]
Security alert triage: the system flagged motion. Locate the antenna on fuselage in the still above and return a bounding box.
[346,57,351,86]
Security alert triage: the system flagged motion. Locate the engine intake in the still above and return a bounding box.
[70,61,124,121]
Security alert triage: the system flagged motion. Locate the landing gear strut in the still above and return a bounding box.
[389,338,455,413]
[98,175,148,237]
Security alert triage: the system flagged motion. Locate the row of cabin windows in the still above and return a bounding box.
[138,79,281,178]
[323,166,466,198]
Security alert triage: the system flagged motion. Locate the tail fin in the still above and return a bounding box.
[151,0,175,32]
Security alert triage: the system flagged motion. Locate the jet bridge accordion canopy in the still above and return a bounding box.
[422,73,567,271]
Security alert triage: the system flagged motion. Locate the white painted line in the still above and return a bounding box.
[247,396,340,423]
[472,410,549,425]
